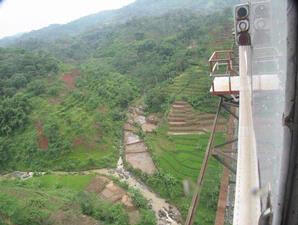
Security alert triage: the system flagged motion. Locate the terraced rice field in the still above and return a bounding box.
[146,123,225,224]
[147,125,224,181]
[167,101,226,135]
[166,67,226,135]
[144,67,227,224]
[168,69,211,99]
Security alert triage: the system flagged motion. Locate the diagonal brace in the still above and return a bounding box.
[222,104,239,120]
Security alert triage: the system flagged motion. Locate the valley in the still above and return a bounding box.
[0,0,235,224]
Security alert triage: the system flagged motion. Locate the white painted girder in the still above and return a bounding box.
[233,46,261,225]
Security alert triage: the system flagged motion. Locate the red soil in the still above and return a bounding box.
[72,136,96,149]
[73,137,85,146]
[61,69,80,89]
[35,121,48,150]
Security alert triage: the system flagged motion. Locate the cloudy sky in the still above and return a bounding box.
[0,0,135,39]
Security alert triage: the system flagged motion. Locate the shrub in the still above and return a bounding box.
[0,193,48,225]
[138,209,156,225]
[47,86,60,96]
[94,203,129,225]
[144,87,168,113]
[0,138,12,169]
[76,191,129,225]
[27,80,46,96]
[0,94,31,136]
[128,188,148,209]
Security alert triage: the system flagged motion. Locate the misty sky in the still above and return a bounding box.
[0,0,135,39]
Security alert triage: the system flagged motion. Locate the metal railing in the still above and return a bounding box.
[209,50,238,77]
[209,50,239,95]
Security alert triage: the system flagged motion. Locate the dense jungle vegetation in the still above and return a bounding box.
[0,0,235,224]
[0,6,233,172]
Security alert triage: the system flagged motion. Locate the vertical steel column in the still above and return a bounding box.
[184,97,223,225]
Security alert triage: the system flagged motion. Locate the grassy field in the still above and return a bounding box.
[25,174,95,191]
[146,123,225,225]
[0,174,156,225]
[0,175,86,225]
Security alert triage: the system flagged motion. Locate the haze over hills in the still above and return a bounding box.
[0,0,236,46]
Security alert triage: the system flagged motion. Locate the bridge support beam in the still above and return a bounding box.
[184,96,239,225]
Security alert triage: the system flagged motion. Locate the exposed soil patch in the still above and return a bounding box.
[86,176,140,224]
[73,137,85,146]
[86,176,110,194]
[128,210,141,225]
[126,151,156,174]
[146,114,159,125]
[61,69,80,89]
[124,131,140,145]
[72,136,96,149]
[126,142,147,153]
[35,121,48,150]
[129,106,159,133]
[124,123,137,132]
[100,182,126,203]
[142,123,157,133]
[123,130,156,174]
[123,107,157,174]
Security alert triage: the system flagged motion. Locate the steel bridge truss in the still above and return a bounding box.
[184,95,239,225]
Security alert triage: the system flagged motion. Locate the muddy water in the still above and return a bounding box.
[103,157,181,225]
[105,107,181,224]
[116,107,181,225]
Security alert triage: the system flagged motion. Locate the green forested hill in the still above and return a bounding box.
[0,1,235,224]
[0,1,233,172]
[0,0,236,46]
